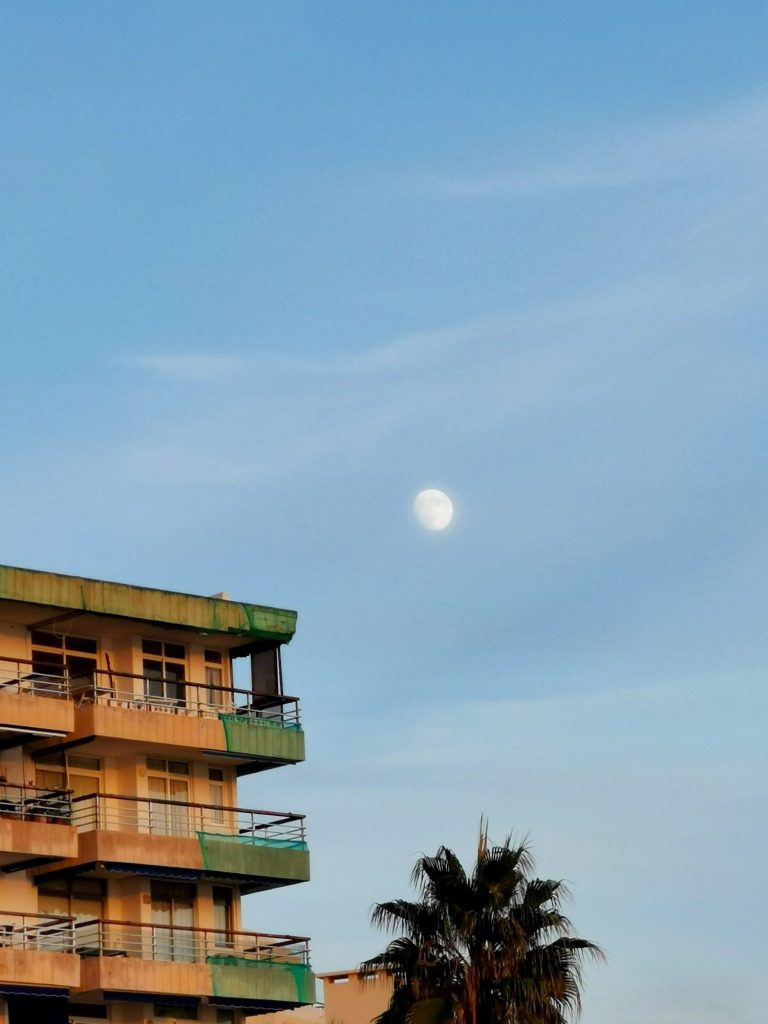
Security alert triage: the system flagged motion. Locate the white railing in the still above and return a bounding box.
[73,919,310,965]
[83,670,301,728]
[71,794,305,845]
[0,659,69,699]
[0,782,72,823]
[0,911,76,952]
[0,656,302,728]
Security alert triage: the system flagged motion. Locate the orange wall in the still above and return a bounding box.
[0,947,80,989]
[322,971,393,1024]
[251,971,392,1024]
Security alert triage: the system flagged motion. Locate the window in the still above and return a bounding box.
[205,649,224,706]
[30,630,97,694]
[35,753,102,798]
[69,755,101,771]
[153,1006,199,1020]
[147,758,189,775]
[35,751,65,791]
[146,759,190,835]
[212,887,233,948]
[151,882,196,961]
[67,1017,109,1024]
[68,755,103,799]
[142,639,186,705]
[38,877,104,920]
[67,1005,107,1020]
[208,767,226,827]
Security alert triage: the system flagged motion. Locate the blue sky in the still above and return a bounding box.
[2,4,768,1021]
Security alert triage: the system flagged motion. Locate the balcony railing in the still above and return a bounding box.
[72,919,310,965]
[0,658,69,699]
[71,793,306,846]
[83,668,301,729]
[0,782,72,823]
[0,657,301,728]
[0,910,76,952]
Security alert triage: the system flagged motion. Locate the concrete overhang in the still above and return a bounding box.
[0,565,296,644]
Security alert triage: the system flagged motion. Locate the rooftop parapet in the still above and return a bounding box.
[0,564,297,643]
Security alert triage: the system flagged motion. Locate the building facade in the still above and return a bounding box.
[316,970,392,1024]
[250,969,392,1024]
[0,564,312,1024]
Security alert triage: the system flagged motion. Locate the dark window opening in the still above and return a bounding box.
[153,1007,199,1020]
[30,631,97,694]
[38,877,104,920]
[142,639,186,705]
[67,1004,108,1019]
[250,646,281,696]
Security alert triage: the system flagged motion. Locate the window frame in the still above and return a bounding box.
[141,638,187,706]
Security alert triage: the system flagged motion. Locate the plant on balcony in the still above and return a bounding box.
[363,824,602,1024]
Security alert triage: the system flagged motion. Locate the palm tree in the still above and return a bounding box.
[362,825,602,1024]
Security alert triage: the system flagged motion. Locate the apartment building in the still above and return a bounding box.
[316,970,392,1024]
[249,969,392,1024]
[0,564,313,1024]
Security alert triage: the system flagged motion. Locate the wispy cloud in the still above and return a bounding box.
[116,241,768,488]
[123,353,248,382]
[429,89,768,196]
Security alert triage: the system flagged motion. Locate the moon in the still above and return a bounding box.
[414,489,454,531]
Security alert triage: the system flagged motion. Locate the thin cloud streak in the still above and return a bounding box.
[116,237,768,487]
[124,353,248,382]
[429,88,768,196]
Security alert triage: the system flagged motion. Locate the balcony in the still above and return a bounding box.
[50,794,309,892]
[0,911,80,993]
[0,658,74,748]
[59,669,304,774]
[73,920,314,1010]
[0,783,77,871]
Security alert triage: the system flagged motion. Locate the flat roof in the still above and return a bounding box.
[317,968,390,979]
[0,564,296,643]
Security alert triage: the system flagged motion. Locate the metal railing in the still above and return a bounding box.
[0,657,70,699]
[0,656,301,728]
[0,782,72,824]
[83,668,301,728]
[0,910,76,952]
[72,919,310,965]
[71,793,305,845]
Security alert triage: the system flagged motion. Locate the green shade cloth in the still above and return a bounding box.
[196,832,310,881]
[208,956,315,1005]
[219,714,305,763]
[197,832,307,850]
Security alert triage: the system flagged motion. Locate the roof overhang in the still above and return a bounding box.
[0,565,296,644]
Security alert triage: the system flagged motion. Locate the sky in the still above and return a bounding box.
[2,3,768,1020]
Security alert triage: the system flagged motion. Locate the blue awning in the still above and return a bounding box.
[104,862,201,881]
[0,986,67,998]
[104,991,199,1006]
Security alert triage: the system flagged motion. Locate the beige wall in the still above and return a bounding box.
[248,1010,324,1024]
[0,947,80,989]
[250,970,392,1024]
[0,622,28,662]
[323,971,392,1024]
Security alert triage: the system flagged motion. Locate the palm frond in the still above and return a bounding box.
[405,997,455,1024]
[369,826,602,1024]
[371,899,446,939]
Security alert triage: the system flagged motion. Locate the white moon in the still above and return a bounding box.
[414,489,454,531]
